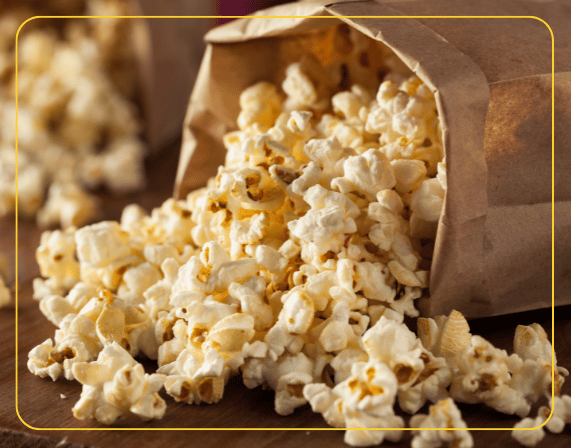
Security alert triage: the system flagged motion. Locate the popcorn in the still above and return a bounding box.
[449,335,530,417]
[410,398,474,448]
[36,227,80,291]
[30,36,539,443]
[75,221,133,267]
[282,62,319,111]
[539,395,571,434]
[397,351,452,414]
[511,416,546,447]
[509,324,568,405]
[274,352,315,415]
[0,3,146,228]
[304,361,404,447]
[72,343,166,424]
[27,22,571,447]
[27,339,64,381]
[409,178,445,222]
[511,394,571,446]
[37,182,101,229]
[159,344,230,405]
[341,148,396,200]
[288,185,360,254]
[362,317,424,390]
[237,81,283,130]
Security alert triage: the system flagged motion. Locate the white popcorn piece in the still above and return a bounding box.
[341,148,396,200]
[100,137,147,194]
[512,395,571,446]
[28,305,105,382]
[512,416,546,447]
[410,398,474,448]
[27,339,64,381]
[305,361,404,447]
[75,221,132,267]
[228,277,273,331]
[36,182,100,229]
[409,178,445,222]
[282,63,319,111]
[450,335,530,417]
[289,185,359,247]
[362,316,424,390]
[118,262,162,300]
[274,364,314,415]
[39,294,76,327]
[397,350,452,414]
[509,324,568,405]
[36,227,80,291]
[391,159,427,194]
[388,260,423,287]
[72,343,166,424]
[538,394,571,434]
[238,81,283,130]
[281,289,314,335]
[203,312,255,356]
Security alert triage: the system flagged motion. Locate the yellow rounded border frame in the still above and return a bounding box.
[13,13,556,433]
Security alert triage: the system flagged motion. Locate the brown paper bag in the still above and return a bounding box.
[133,1,213,151]
[175,0,571,319]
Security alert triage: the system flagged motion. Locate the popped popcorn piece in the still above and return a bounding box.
[410,398,474,448]
[37,182,101,229]
[238,81,283,130]
[450,335,530,417]
[409,178,445,222]
[75,221,132,267]
[36,227,80,291]
[340,148,396,200]
[27,339,64,381]
[512,395,571,446]
[509,324,568,404]
[274,352,315,415]
[398,350,452,414]
[362,316,424,390]
[159,346,229,405]
[304,361,404,447]
[511,415,546,447]
[72,343,166,424]
[538,394,571,434]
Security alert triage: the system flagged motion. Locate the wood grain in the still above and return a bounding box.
[1,141,570,447]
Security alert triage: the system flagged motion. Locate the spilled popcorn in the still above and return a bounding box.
[0,0,145,229]
[28,28,567,446]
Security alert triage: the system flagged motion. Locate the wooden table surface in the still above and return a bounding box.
[1,140,570,448]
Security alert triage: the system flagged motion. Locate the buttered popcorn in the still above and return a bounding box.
[0,1,145,229]
[27,31,567,447]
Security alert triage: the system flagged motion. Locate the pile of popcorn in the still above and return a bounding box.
[28,28,569,446]
[0,0,146,230]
